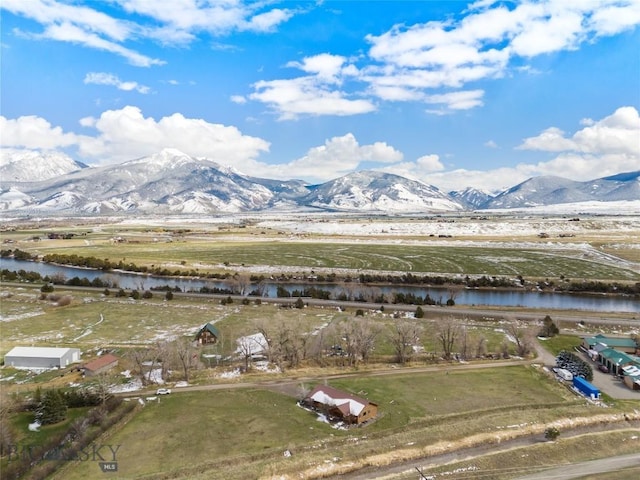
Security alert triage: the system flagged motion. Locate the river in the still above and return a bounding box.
[1,258,638,313]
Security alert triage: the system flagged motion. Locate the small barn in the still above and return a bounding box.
[4,347,81,370]
[82,353,119,376]
[195,323,220,345]
[302,385,378,425]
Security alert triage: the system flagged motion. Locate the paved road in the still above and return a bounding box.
[514,452,640,480]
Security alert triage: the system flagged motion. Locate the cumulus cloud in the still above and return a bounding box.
[1,0,297,65]
[76,106,270,164]
[518,107,640,157]
[250,65,376,120]
[1,107,270,166]
[0,115,79,150]
[84,72,150,93]
[424,106,640,191]
[251,0,637,117]
[240,133,403,183]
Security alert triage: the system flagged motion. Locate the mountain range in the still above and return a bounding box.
[0,148,638,214]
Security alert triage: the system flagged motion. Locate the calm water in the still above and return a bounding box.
[1,258,638,313]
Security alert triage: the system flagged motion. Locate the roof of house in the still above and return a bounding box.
[586,334,637,348]
[599,348,638,366]
[196,323,220,338]
[235,332,268,355]
[622,365,640,376]
[306,385,375,417]
[4,346,80,359]
[83,353,119,372]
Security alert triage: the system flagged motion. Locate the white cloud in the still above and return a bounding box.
[357,0,640,112]
[42,21,164,67]
[240,133,403,183]
[484,140,498,148]
[425,90,484,111]
[84,72,150,94]
[230,95,247,104]
[2,0,296,65]
[76,106,270,164]
[0,115,79,150]
[519,106,640,156]
[250,76,376,120]
[378,154,444,184]
[287,53,346,81]
[424,105,640,191]
[416,154,445,171]
[244,9,294,33]
[1,107,270,166]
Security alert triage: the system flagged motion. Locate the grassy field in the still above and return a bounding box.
[13,238,639,280]
[4,215,638,282]
[49,366,639,480]
[0,284,527,361]
[2,215,638,480]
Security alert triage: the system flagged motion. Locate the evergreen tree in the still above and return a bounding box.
[37,389,67,425]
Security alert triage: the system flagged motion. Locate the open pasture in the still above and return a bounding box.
[11,238,639,281]
[53,366,632,480]
[0,285,517,363]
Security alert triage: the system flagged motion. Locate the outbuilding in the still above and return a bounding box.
[82,353,119,376]
[4,347,81,370]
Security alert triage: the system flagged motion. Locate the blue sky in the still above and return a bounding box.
[1,0,639,191]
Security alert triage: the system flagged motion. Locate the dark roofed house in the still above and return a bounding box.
[83,353,119,376]
[195,323,220,345]
[302,385,378,425]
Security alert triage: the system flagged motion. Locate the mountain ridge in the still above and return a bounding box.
[0,149,637,214]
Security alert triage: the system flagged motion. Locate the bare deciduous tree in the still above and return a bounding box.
[236,335,256,371]
[506,322,534,357]
[232,273,252,296]
[475,336,487,358]
[389,320,422,364]
[172,337,200,383]
[126,348,150,385]
[341,317,380,366]
[435,317,460,360]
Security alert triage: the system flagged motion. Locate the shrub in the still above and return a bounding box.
[545,426,560,441]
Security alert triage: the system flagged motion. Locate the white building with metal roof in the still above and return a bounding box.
[4,347,81,370]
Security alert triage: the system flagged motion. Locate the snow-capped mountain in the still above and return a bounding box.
[0,149,637,214]
[448,187,495,210]
[0,149,86,182]
[0,149,280,214]
[303,171,463,212]
[483,171,640,209]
